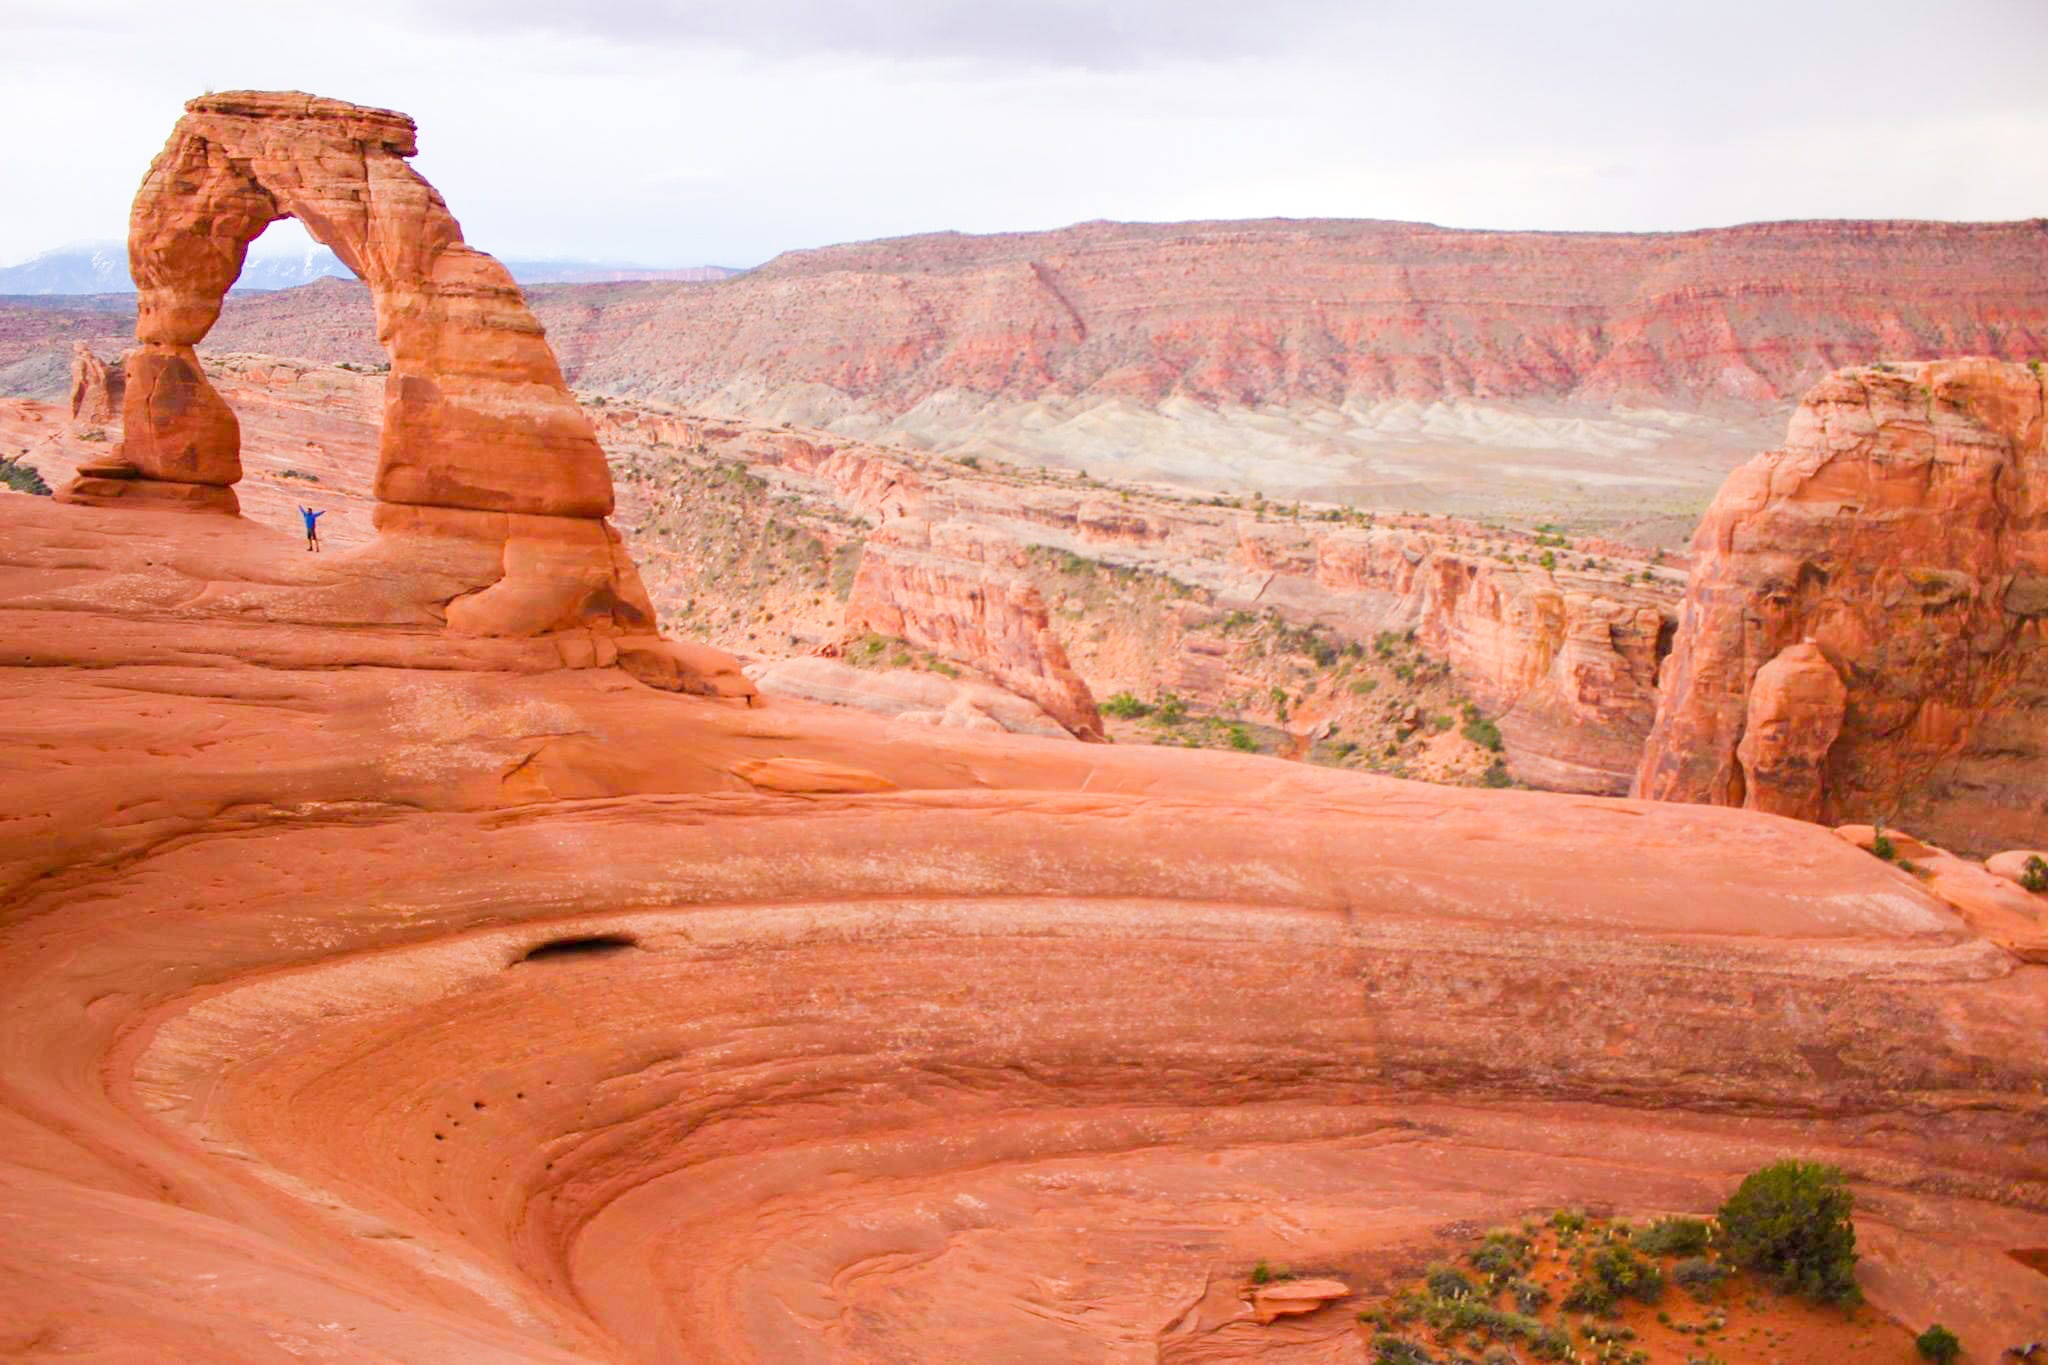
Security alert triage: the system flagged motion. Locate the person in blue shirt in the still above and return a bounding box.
[299,505,326,553]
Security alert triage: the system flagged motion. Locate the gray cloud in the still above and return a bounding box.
[416,0,1371,69]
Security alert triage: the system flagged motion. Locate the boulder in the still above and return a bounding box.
[1639,360,2048,853]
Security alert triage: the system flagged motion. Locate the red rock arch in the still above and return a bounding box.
[104,90,612,520]
[60,91,669,641]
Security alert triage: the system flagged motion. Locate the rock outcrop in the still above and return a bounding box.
[751,655,1074,738]
[1637,360,2048,852]
[1734,638,1848,822]
[844,519,1105,741]
[54,92,660,643]
[66,343,121,427]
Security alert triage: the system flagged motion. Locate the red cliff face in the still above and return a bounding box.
[1637,359,2048,851]
[551,217,2048,411]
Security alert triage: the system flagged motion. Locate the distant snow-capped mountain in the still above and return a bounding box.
[0,242,739,295]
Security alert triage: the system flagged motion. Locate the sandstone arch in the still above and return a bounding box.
[61,91,664,641]
[110,90,612,517]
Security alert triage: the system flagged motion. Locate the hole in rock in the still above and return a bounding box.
[517,934,640,964]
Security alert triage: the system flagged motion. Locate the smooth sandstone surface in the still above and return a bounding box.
[1,490,2046,1362]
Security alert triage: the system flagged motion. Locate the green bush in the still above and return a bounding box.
[1425,1263,1475,1299]
[1372,1335,1434,1365]
[1508,1277,1549,1313]
[1469,1232,1530,1276]
[1461,714,1504,751]
[1564,1241,1664,1313]
[0,456,51,496]
[1154,692,1188,725]
[1227,724,1258,752]
[1101,692,1152,719]
[1872,823,1896,861]
[1915,1324,1962,1363]
[1715,1160,1861,1305]
[1249,1258,1293,1285]
[1671,1255,1728,1299]
[2021,854,2047,893]
[1480,760,1513,788]
[1635,1216,1712,1257]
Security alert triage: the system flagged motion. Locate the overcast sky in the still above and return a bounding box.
[3,0,2045,268]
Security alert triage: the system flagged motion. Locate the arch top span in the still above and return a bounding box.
[102,88,614,522]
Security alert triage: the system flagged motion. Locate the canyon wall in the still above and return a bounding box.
[19,215,2040,521]
[1637,359,2048,852]
[557,217,2048,412]
[598,404,1679,787]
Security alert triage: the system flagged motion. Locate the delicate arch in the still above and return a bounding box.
[117,91,612,519]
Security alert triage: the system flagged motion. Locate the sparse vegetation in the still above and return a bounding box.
[1249,1258,1294,1285]
[1715,1160,1861,1305]
[2021,854,2047,893]
[1101,691,1152,719]
[1635,1217,1712,1257]
[1914,1323,1962,1363]
[0,456,51,496]
[1364,1201,1894,1364]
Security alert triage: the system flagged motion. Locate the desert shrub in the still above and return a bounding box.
[1636,1216,1712,1257]
[1871,823,1896,861]
[1508,1277,1550,1313]
[1469,1232,1529,1276]
[1551,1208,1586,1233]
[1249,1258,1293,1284]
[1566,1242,1664,1313]
[1671,1256,1728,1298]
[1461,714,1504,751]
[1154,692,1188,725]
[1373,1336,1435,1365]
[2022,854,2047,893]
[1425,1263,1475,1299]
[1227,724,1257,752]
[1480,760,1513,788]
[0,456,51,496]
[1561,1274,1615,1314]
[1538,550,1556,572]
[1351,677,1380,696]
[1101,692,1151,719]
[1915,1324,1962,1363]
[1715,1159,1860,1305]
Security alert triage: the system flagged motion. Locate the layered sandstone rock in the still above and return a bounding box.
[54,92,666,643]
[115,91,610,517]
[2,489,2045,1361]
[845,519,1105,740]
[1735,638,1848,822]
[1638,360,2048,851]
[601,218,2046,413]
[751,655,1073,739]
[66,343,122,427]
[597,405,1680,785]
